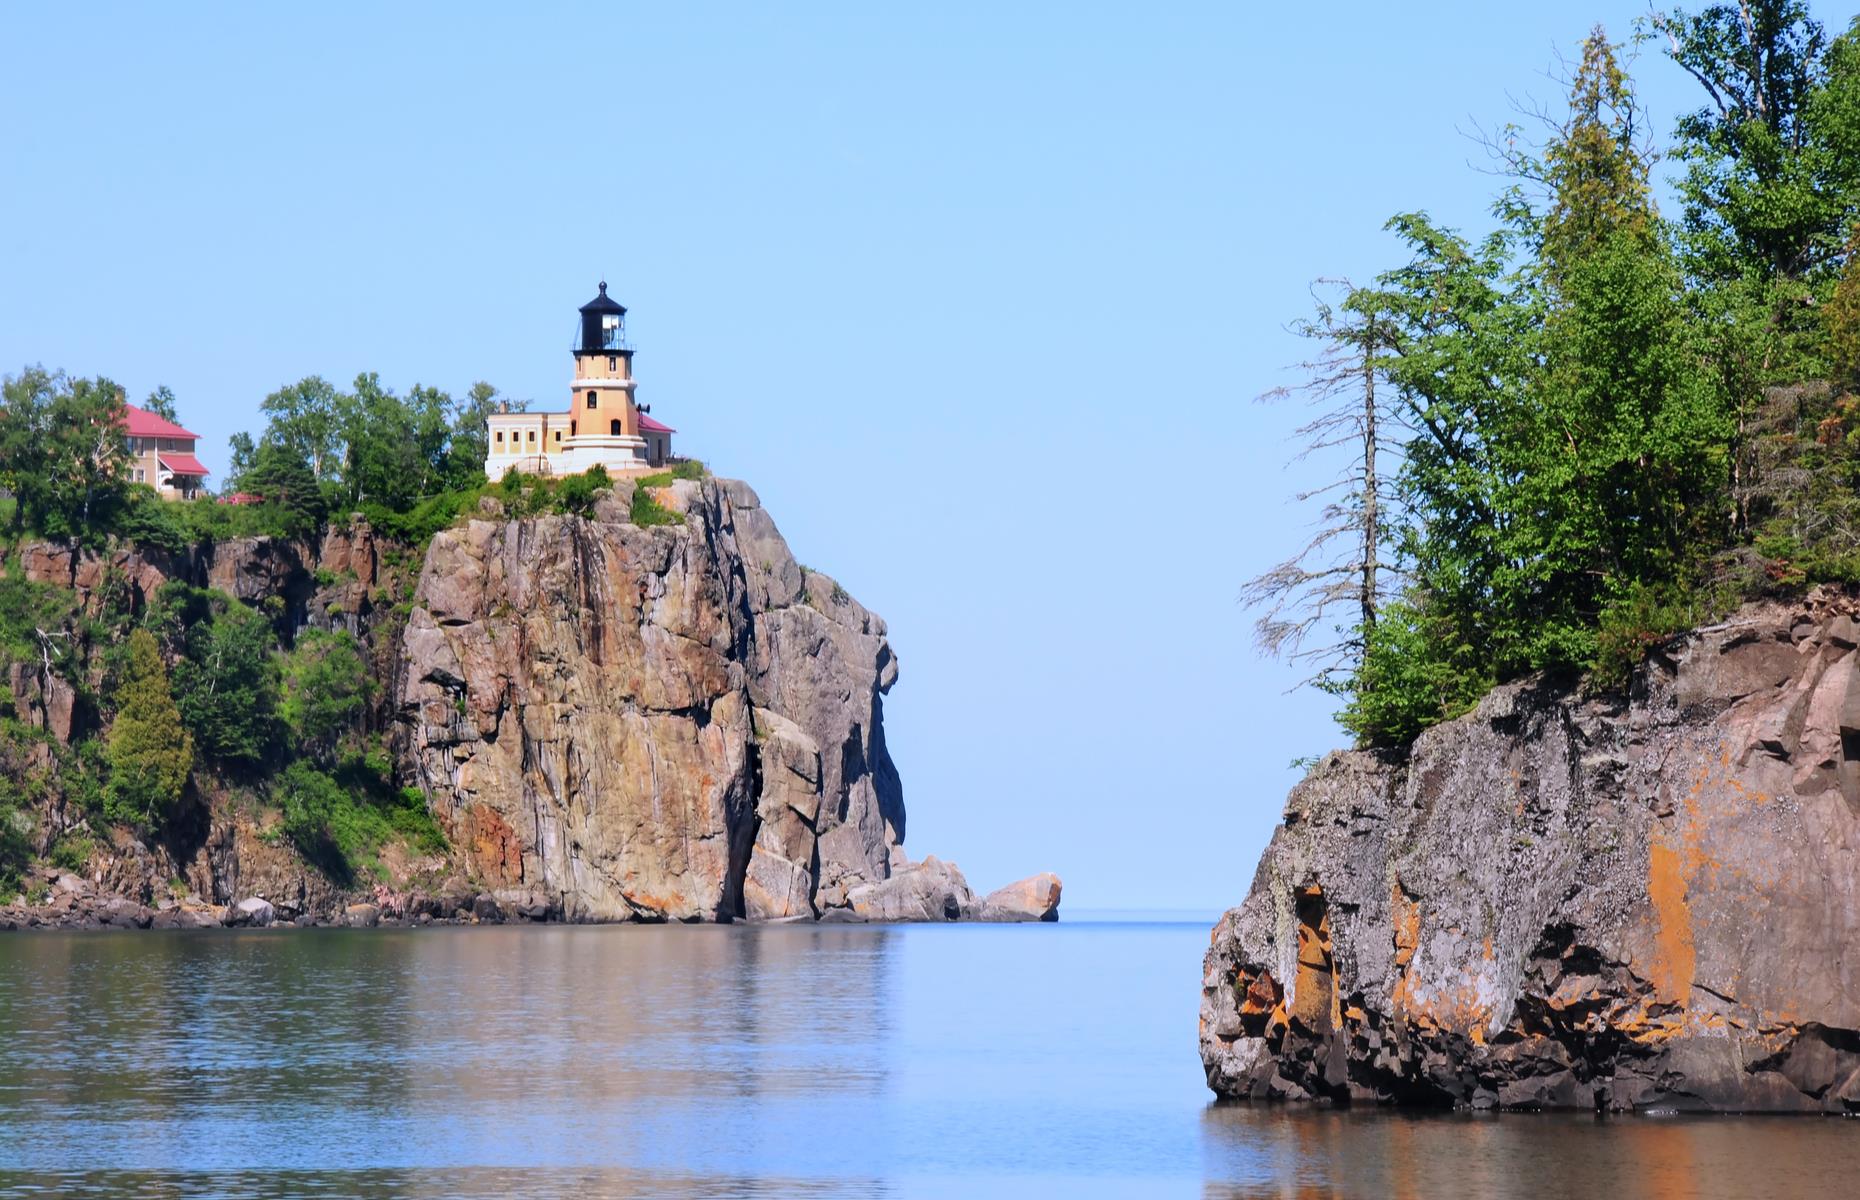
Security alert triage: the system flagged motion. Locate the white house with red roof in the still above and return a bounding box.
[122,404,209,499]
[484,284,678,480]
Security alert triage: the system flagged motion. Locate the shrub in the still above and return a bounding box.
[47,830,93,872]
[276,760,345,860]
[279,629,372,754]
[275,756,446,878]
[0,791,32,900]
[629,485,683,528]
[1340,603,1492,748]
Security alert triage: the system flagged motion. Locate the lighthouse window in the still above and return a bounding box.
[527,429,536,443]
[608,356,617,372]
[610,419,622,436]
[494,431,504,445]
[553,430,561,444]
[587,391,597,409]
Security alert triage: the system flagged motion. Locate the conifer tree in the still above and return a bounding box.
[106,629,194,831]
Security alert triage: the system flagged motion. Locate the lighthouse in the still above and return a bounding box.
[484,282,674,480]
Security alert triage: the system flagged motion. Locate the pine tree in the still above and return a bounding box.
[106,629,194,831]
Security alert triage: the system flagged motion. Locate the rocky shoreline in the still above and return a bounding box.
[3,859,1063,933]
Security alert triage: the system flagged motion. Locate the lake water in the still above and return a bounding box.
[0,914,1855,1198]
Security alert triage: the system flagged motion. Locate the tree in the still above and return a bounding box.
[0,372,134,544]
[105,629,194,831]
[1243,280,1404,693]
[405,383,453,496]
[223,431,257,493]
[244,442,325,539]
[333,372,424,511]
[279,629,372,755]
[165,588,279,766]
[1541,28,1654,275]
[1829,225,1860,389]
[447,381,509,488]
[1653,3,1860,284]
[261,376,342,481]
[1492,32,1729,668]
[143,385,179,421]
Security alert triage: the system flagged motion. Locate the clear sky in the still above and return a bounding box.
[1,2,1841,911]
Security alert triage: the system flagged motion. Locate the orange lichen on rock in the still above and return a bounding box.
[1290,886,1339,1035]
[1646,842,1696,1009]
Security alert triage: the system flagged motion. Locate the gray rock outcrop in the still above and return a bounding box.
[395,477,910,921]
[1200,590,1860,1113]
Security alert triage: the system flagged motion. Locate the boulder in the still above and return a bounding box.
[227,897,276,928]
[342,903,381,929]
[847,856,976,922]
[980,873,1063,922]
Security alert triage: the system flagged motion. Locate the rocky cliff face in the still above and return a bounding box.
[1201,591,1860,1113]
[397,476,974,922]
[1,476,1059,930]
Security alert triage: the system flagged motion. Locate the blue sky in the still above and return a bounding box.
[1,2,1839,910]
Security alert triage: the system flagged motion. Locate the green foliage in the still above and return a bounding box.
[260,376,343,483]
[0,787,32,900]
[0,367,131,545]
[279,629,372,755]
[1655,4,1860,285]
[275,755,446,879]
[1829,227,1860,389]
[275,759,344,860]
[1285,17,1860,746]
[1592,579,1721,691]
[142,385,179,421]
[553,464,611,517]
[243,442,327,540]
[636,459,707,486]
[0,571,81,674]
[156,585,279,766]
[1339,601,1493,748]
[104,629,193,831]
[629,482,683,527]
[46,829,93,873]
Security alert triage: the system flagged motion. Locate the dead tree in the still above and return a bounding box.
[1242,280,1405,692]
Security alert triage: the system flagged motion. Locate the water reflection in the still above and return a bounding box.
[1199,1103,1859,1199]
[1,921,1854,1197]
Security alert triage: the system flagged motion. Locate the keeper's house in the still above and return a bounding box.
[123,404,209,499]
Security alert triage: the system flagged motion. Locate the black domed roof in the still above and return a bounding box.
[579,280,626,316]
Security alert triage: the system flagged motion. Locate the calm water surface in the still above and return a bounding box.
[0,915,1854,1198]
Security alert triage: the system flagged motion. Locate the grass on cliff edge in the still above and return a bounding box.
[360,458,706,543]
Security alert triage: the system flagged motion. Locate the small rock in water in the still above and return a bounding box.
[980,873,1063,922]
[343,903,381,929]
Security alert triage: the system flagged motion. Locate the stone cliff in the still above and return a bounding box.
[1200,590,1860,1113]
[397,476,913,921]
[2,474,1059,929]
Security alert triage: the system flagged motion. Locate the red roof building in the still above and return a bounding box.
[122,403,209,499]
